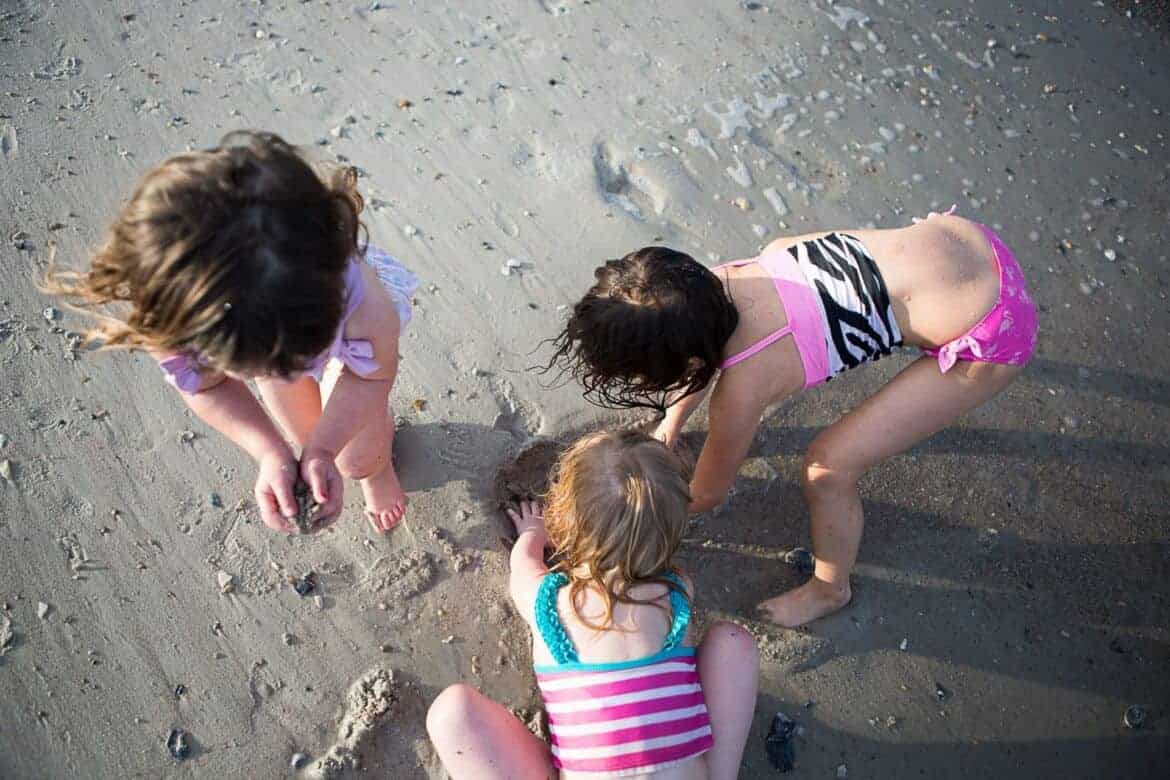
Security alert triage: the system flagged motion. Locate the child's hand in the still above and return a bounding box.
[254,450,300,533]
[506,500,546,537]
[652,420,679,450]
[300,448,344,529]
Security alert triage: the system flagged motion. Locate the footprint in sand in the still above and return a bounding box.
[1,125,17,159]
[359,550,437,602]
[484,376,543,442]
[537,0,574,15]
[592,141,652,221]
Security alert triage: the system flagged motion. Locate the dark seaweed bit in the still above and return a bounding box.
[292,571,318,597]
[765,711,797,772]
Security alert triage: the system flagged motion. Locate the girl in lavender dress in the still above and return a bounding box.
[48,132,418,534]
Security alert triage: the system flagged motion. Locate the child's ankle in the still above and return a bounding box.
[810,576,852,605]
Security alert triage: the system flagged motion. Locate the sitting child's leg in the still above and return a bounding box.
[255,375,322,448]
[697,621,760,780]
[426,684,555,780]
[336,399,407,533]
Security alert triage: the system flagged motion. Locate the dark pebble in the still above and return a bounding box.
[166,728,191,760]
[292,572,317,597]
[764,711,796,772]
[783,547,815,575]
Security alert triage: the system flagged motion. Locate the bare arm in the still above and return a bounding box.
[305,368,395,458]
[506,501,550,616]
[182,375,289,462]
[654,381,713,447]
[688,382,764,514]
[179,374,301,532]
[304,280,400,460]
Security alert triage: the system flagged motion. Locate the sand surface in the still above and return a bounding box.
[1,0,1168,777]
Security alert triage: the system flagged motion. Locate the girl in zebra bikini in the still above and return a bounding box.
[548,209,1038,627]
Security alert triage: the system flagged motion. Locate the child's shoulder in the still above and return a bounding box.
[354,245,418,328]
[154,350,225,394]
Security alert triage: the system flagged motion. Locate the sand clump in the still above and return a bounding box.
[307,667,398,779]
[0,613,13,659]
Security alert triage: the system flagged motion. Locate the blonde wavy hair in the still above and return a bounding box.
[544,429,692,631]
[44,131,365,377]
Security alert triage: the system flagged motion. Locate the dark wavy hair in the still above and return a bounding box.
[45,130,364,377]
[546,247,739,414]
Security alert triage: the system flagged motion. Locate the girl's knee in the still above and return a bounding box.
[336,447,387,481]
[800,445,857,495]
[426,683,478,738]
[704,621,759,665]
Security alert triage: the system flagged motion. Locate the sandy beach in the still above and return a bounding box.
[1,0,1168,777]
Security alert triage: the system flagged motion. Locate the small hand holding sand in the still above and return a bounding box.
[291,481,322,534]
[254,450,301,533]
[299,448,343,531]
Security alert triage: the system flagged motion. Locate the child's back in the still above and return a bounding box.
[538,579,678,667]
[426,430,759,780]
[528,574,710,780]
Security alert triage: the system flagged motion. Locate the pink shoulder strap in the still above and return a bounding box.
[720,325,793,369]
[715,257,795,370]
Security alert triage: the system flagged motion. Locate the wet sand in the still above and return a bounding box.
[1,0,1167,777]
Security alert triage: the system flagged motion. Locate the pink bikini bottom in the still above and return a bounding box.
[922,222,1039,373]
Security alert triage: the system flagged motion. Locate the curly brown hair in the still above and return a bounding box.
[546,247,739,414]
[544,429,691,631]
[44,131,364,377]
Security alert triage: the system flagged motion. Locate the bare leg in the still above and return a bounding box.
[760,357,1023,627]
[426,684,556,780]
[697,621,759,780]
[335,400,407,533]
[255,375,322,449]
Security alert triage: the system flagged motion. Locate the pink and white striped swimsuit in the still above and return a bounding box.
[533,572,713,775]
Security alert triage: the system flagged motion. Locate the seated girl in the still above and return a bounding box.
[427,430,759,779]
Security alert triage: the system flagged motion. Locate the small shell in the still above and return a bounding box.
[1123,705,1146,729]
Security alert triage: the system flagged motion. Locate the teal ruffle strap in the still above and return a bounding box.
[662,574,691,651]
[534,572,578,664]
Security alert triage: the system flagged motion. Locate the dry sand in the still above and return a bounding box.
[1,0,1168,777]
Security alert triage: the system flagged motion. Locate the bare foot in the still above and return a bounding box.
[360,463,407,533]
[757,578,851,628]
